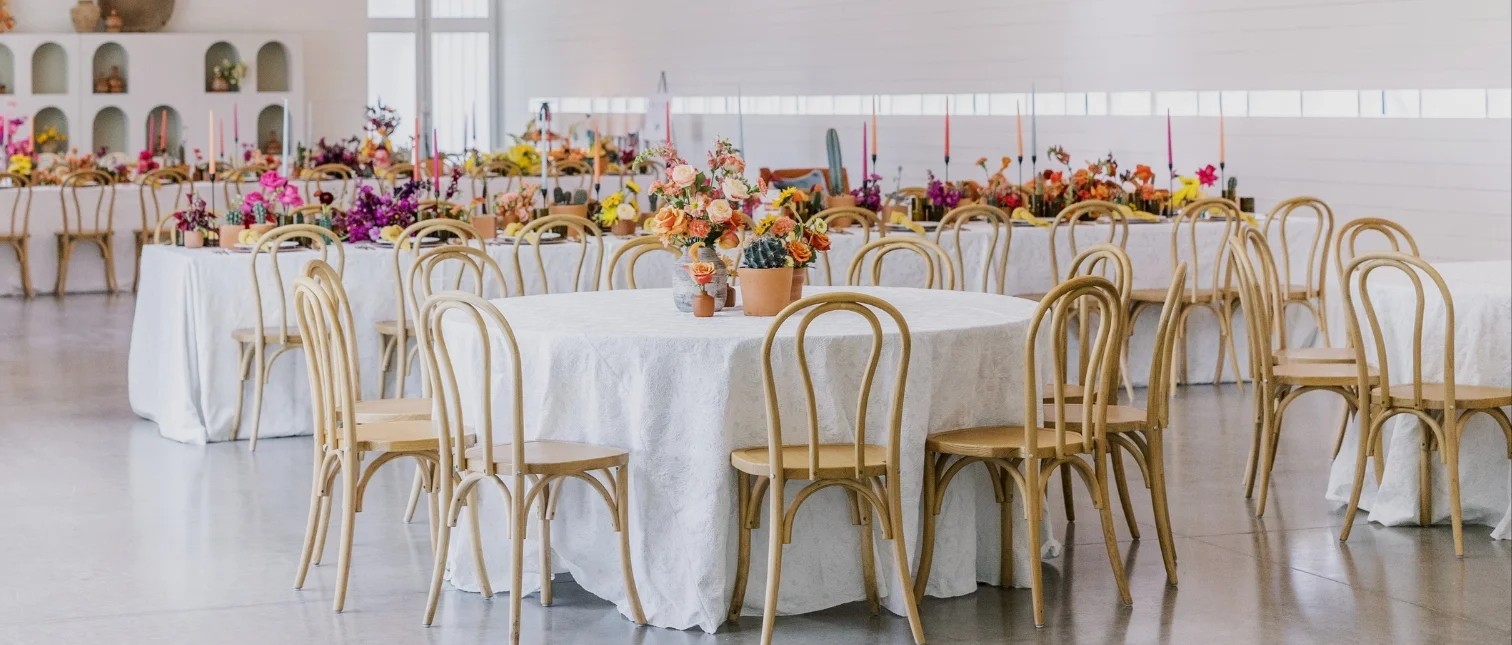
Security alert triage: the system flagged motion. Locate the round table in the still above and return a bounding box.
[439,286,1061,632]
[1326,260,1512,540]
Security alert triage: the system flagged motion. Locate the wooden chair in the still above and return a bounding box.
[511,214,603,295]
[470,159,523,202]
[302,163,356,206]
[605,235,677,289]
[132,166,190,291]
[288,261,489,613]
[55,170,119,295]
[222,163,272,206]
[1128,198,1241,387]
[1042,244,1137,409]
[934,204,1012,294]
[1262,196,1333,346]
[379,163,417,193]
[1227,230,1376,515]
[377,220,483,400]
[287,204,346,227]
[551,159,591,187]
[727,292,926,645]
[809,206,885,286]
[1336,252,1512,556]
[845,237,955,290]
[231,224,346,450]
[759,167,850,193]
[917,276,1132,627]
[1,173,34,298]
[416,291,646,642]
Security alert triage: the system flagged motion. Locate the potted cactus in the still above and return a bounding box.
[219,208,246,249]
[823,128,855,209]
[740,236,793,316]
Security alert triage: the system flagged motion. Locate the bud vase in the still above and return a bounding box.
[672,246,728,313]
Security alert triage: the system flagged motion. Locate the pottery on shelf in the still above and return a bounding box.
[263,131,281,156]
[94,74,110,94]
[71,0,101,32]
[108,66,125,93]
[100,0,176,32]
[210,76,231,92]
[104,8,122,31]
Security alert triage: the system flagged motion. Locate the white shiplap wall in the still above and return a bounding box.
[501,0,1511,260]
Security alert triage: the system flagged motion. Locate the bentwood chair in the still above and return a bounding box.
[1,172,34,298]
[511,214,604,295]
[1336,252,1512,556]
[845,237,955,290]
[1129,198,1242,387]
[934,204,1012,294]
[232,224,346,450]
[288,261,489,613]
[222,163,272,206]
[810,206,886,286]
[55,170,119,295]
[288,204,345,227]
[470,159,524,203]
[377,220,483,400]
[303,163,357,206]
[917,276,1132,627]
[416,291,646,643]
[550,159,592,185]
[1227,230,1377,515]
[1013,200,1129,301]
[132,166,190,291]
[727,292,926,645]
[1262,197,1334,345]
[379,163,417,193]
[605,234,677,289]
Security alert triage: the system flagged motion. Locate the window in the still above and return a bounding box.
[368,0,496,153]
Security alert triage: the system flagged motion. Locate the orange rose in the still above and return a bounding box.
[652,207,688,237]
[717,228,741,249]
[687,261,715,285]
[806,230,831,252]
[786,240,813,265]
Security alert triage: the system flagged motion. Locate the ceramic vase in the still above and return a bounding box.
[71,0,100,32]
[739,267,793,317]
[210,76,231,92]
[183,230,204,248]
[691,293,715,318]
[672,246,728,313]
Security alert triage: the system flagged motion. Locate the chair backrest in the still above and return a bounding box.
[407,245,511,322]
[1,172,33,239]
[1334,217,1418,289]
[300,259,361,399]
[1145,262,1189,428]
[222,163,272,205]
[512,214,604,295]
[416,291,528,478]
[137,166,189,232]
[250,224,346,345]
[291,267,358,455]
[812,206,885,286]
[1226,232,1277,386]
[1048,200,1129,287]
[1063,243,1133,384]
[60,170,116,234]
[551,160,591,188]
[1026,276,1125,458]
[845,237,955,290]
[935,204,1012,294]
[605,235,678,289]
[391,218,484,338]
[1263,196,1333,307]
[1171,197,1240,302]
[470,159,522,200]
[1340,251,1457,409]
[304,163,356,205]
[379,163,417,193]
[759,292,911,482]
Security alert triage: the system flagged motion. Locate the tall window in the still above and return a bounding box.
[368,0,495,154]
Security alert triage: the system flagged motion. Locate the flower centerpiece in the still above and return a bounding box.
[594,188,641,237]
[492,183,540,228]
[634,137,762,313]
[304,137,362,173]
[336,179,423,242]
[850,172,883,211]
[751,209,829,302]
[172,192,215,248]
[230,170,304,235]
[35,126,65,154]
[210,59,247,92]
[685,252,718,317]
[921,170,963,220]
[1118,163,1169,215]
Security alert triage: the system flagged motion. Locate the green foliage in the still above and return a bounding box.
[825,128,844,195]
[742,236,789,269]
[572,188,588,205]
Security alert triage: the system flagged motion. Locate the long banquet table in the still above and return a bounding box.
[436,286,1055,631]
[1325,260,1512,540]
[128,218,1321,444]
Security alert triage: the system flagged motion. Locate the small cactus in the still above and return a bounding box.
[825,128,844,195]
[222,208,244,226]
[553,186,568,205]
[742,236,789,269]
[1225,176,1238,199]
[572,188,588,205]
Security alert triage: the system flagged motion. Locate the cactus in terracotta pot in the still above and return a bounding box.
[825,128,844,196]
[742,236,789,269]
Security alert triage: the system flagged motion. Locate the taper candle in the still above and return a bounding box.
[663,101,671,146]
[1030,84,1037,156]
[1218,94,1226,164]
[1166,109,1174,170]
[862,122,868,180]
[159,110,168,151]
[233,104,239,146]
[147,116,154,156]
[870,96,878,156]
[281,99,291,176]
[1016,101,1023,158]
[208,110,216,176]
[218,117,225,167]
[943,97,951,158]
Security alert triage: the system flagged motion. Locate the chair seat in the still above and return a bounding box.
[1041,383,1087,404]
[1012,291,1048,302]
[1272,363,1376,387]
[926,426,1088,459]
[1129,287,1225,303]
[231,327,301,344]
[467,440,629,475]
[351,397,431,424]
[1041,404,1149,433]
[1373,384,1512,410]
[731,444,888,479]
[1273,347,1356,365]
[375,319,414,336]
[339,420,443,453]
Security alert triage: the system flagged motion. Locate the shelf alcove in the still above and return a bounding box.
[31,43,68,95]
[255,42,289,92]
[93,107,127,154]
[204,41,243,93]
[92,43,129,94]
[33,107,69,154]
[144,106,182,156]
[256,104,286,156]
[0,44,13,94]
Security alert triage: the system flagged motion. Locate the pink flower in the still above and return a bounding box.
[241,191,266,215]
[259,170,287,192]
[771,216,796,237]
[278,184,304,208]
[687,218,712,239]
[1196,164,1218,187]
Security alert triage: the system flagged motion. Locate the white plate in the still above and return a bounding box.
[375,236,441,247]
[495,232,565,245]
[231,240,302,251]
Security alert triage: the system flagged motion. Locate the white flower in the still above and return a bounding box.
[614,203,637,223]
[721,177,750,201]
[706,199,734,224]
[669,164,698,188]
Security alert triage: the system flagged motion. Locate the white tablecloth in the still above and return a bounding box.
[436,287,1054,632]
[1326,260,1512,539]
[127,219,1319,444]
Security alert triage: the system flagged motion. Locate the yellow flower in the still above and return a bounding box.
[625,180,641,194]
[774,187,798,207]
[379,225,404,243]
[754,213,779,236]
[7,154,31,175]
[600,192,624,212]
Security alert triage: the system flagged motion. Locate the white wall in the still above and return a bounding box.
[5,0,366,140]
[501,0,1512,260]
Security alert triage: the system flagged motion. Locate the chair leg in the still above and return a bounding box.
[248,346,267,451]
[1339,414,1377,543]
[404,464,425,523]
[423,482,457,626]
[537,478,554,607]
[999,464,1016,588]
[913,454,938,603]
[1092,453,1134,607]
[15,239,34,298]
[1060,467,1076,521]
[1146,428,1179,584]
[883,480,927,645]
[1255,392,1283,517]
[614,465,647,625]
[294,456,327,589]
[466,488,493,598]
[312,494,333,565]
[1025,458,1046,628]
[54,236,72,296]
[332,451,359,612]
[1110,445,1140,539]
[1446,418,1465,557]
[1418,426,1433,527]
[759,479,785,645]
[132,234,144,292]
[508,475,527,645]
[728,472,753,624]
[228,342,254,441]
[98,236,118,294]
[1242,383,1265,498]
[848,489,880,616]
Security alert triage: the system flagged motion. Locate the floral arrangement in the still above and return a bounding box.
[850,173,884,211]
[366,102,400,139]
[173,192,215,233]
[747,209,829,269]
[231,171,304,226]
[492,184,540,223]
[594,189,639,228]
[304,137,361,170]
[35,126,65,153]
[634,138,761,251]
[925,171,962,210]
[337,180,424,242]
[212,59,248,88]
[135,149,159,176]
[1119,163,1168,213]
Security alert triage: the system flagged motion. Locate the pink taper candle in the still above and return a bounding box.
[1166,110,1174,169]
[861,122,868,180]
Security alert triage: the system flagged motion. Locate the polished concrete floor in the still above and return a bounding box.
[2,294,1508,644]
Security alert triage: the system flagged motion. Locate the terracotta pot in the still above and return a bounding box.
[249,223,275,239]
[210,76,231,92]
[826,194,857,209]
[739,267,793,317]
[218,224,244,249]
[548,204,588,218]
[790,269,806,302]
[725,281,737,308]
[71,0,101,32]
[692,293,715,318]
[611,219,637,237]
[104,9,124,32]
[183,230,204,249]
[500,211,521,227]
[471,215,497,239]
